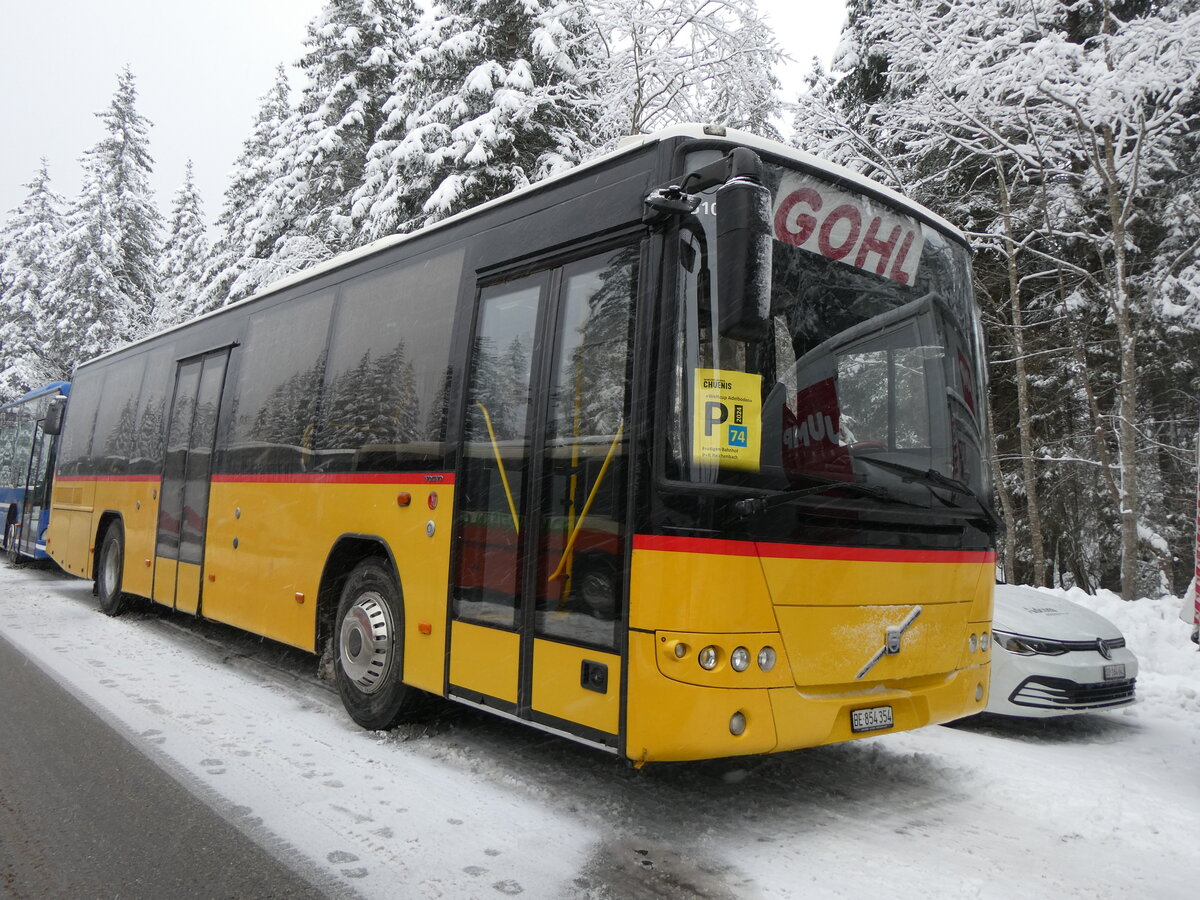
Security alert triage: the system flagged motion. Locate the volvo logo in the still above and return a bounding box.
[1097,638,1112,660]
[856,606,923,680]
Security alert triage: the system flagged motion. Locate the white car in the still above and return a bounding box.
[987,584,1138,717]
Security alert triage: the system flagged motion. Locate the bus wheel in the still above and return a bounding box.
[96,523,130,617]
[575,558,619,620]
[4,522,19,566]
[334,560,415,730]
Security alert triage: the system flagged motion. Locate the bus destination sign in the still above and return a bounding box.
[772,173,925,286]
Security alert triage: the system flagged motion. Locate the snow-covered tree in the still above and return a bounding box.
[372,0,599,233]
[156,160,209,330]
[48,67,163,368]
[0,161,64,400]
[228,1,416,294]
[200,65,293,309]
[577,0,784,143]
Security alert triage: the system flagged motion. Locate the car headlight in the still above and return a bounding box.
[992,631,1068,656]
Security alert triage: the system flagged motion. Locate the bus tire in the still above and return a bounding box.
[4,522,19,567]
[575,556,619,620]
[96,522,130,617]
[334,559,415,730]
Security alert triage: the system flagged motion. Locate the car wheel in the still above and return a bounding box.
[96,522,130,617]
[334,559,418,730]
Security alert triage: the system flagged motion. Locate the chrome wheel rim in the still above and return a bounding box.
[338,591,395,694]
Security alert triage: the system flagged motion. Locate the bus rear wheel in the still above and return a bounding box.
[96,522,130,617]
[334,559,417,730]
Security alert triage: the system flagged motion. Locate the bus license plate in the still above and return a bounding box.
[850,705,894,733]
[1103,663,1126,681]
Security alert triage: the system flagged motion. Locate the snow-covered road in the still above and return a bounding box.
[1,561,1197,898]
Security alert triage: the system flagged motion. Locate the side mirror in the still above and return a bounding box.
[644,146,775,341]
[43,396,67,436]
[716,171,773,341]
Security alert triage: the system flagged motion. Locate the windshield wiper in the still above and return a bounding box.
[853,456,1005,534]
[731,476,899,519]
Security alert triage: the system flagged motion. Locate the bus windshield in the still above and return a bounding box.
[669,155,992,522]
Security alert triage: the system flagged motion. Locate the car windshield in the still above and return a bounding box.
[667,152,992,519]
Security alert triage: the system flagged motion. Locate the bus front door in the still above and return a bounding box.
[449,245,639,748]
[17,416,51,557]
[153,349,230,614]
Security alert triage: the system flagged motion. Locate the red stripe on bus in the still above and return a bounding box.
[632,534,996,564]
[55,475,162,483]
[209,472,456,486]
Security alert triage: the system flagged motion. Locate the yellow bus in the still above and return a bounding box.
[48,125,997,763]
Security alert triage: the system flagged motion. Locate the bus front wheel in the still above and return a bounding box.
[334,560,417,730]
[4,522,19,566]
[96,522,130,617]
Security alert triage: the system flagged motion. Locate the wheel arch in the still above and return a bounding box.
[92,511,124,583]
[316,534,402,655]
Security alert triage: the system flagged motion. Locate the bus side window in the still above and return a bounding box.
[224,291,335,476]
[318,247,463,473]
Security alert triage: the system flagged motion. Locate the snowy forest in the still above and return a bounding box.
[1,0,1198,600]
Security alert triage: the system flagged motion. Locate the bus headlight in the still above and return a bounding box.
[729,712,747,736]
[730,647,750,672]
[698,646,718,670]
[757,646,777,672]
[968,633,978,653]
[980,631,990,651]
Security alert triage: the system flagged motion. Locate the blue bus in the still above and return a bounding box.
[1,382,69,562]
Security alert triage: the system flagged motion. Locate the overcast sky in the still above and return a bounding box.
[0,1,846,231]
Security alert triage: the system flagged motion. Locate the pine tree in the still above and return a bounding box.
[0,161,64,399]
[231,0,416,294]
[200,65,293,308]
[386,0,599,231]
[48,67,163,367]
[157,161,209,330]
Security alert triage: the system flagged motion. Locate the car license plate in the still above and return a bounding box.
[850,705,894,733]
[1103,663,1126,681]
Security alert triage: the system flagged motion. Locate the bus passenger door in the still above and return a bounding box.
[153,349,230,614]
[18,416,52,556]
[449,245,639,747]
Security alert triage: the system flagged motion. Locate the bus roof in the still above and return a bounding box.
[81,124,964,369]
[0,381,70,411]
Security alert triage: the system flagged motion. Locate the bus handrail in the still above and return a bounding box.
[547,423,624,583]
[475,402,520,535]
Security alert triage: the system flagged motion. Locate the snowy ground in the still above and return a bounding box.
[1,561,1197,899]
